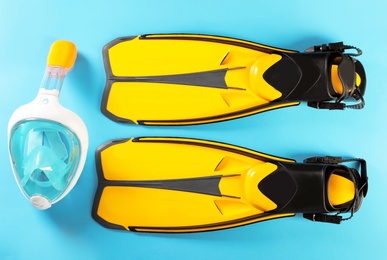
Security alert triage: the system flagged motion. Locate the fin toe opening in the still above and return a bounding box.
[327,169,355,207]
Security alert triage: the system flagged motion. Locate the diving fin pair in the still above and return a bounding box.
[92,34,368,233]
[92,137,368,233]
[101,34,366,125]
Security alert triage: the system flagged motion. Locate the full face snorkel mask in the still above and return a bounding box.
[8,40,88,210]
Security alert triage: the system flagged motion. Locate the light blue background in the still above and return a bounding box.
[1,0,386,259]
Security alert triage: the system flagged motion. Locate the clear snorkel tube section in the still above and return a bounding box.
[40,64,67,93]
[8,41,88,210]
[39,41,76,94]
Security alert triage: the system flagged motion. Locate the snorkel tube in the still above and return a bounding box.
[8,40,88,210]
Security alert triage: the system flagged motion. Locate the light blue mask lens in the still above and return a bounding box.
[9,119,81,203]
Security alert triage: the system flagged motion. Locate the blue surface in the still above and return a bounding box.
[1,0,386,259]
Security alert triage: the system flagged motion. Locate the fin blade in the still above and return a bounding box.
[102,35,296,125]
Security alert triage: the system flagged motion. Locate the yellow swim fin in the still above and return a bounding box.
[92,137,368,233]
[101,34,366,125]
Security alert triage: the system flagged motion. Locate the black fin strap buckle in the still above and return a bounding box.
[307,101,345,110]
[306,42,362,56]
[303,213,342,224]
[307,95,365,110]
[303,156,343,164]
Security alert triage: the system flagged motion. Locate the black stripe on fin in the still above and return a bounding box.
[107,176,223,196]
[112,69,231,89]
